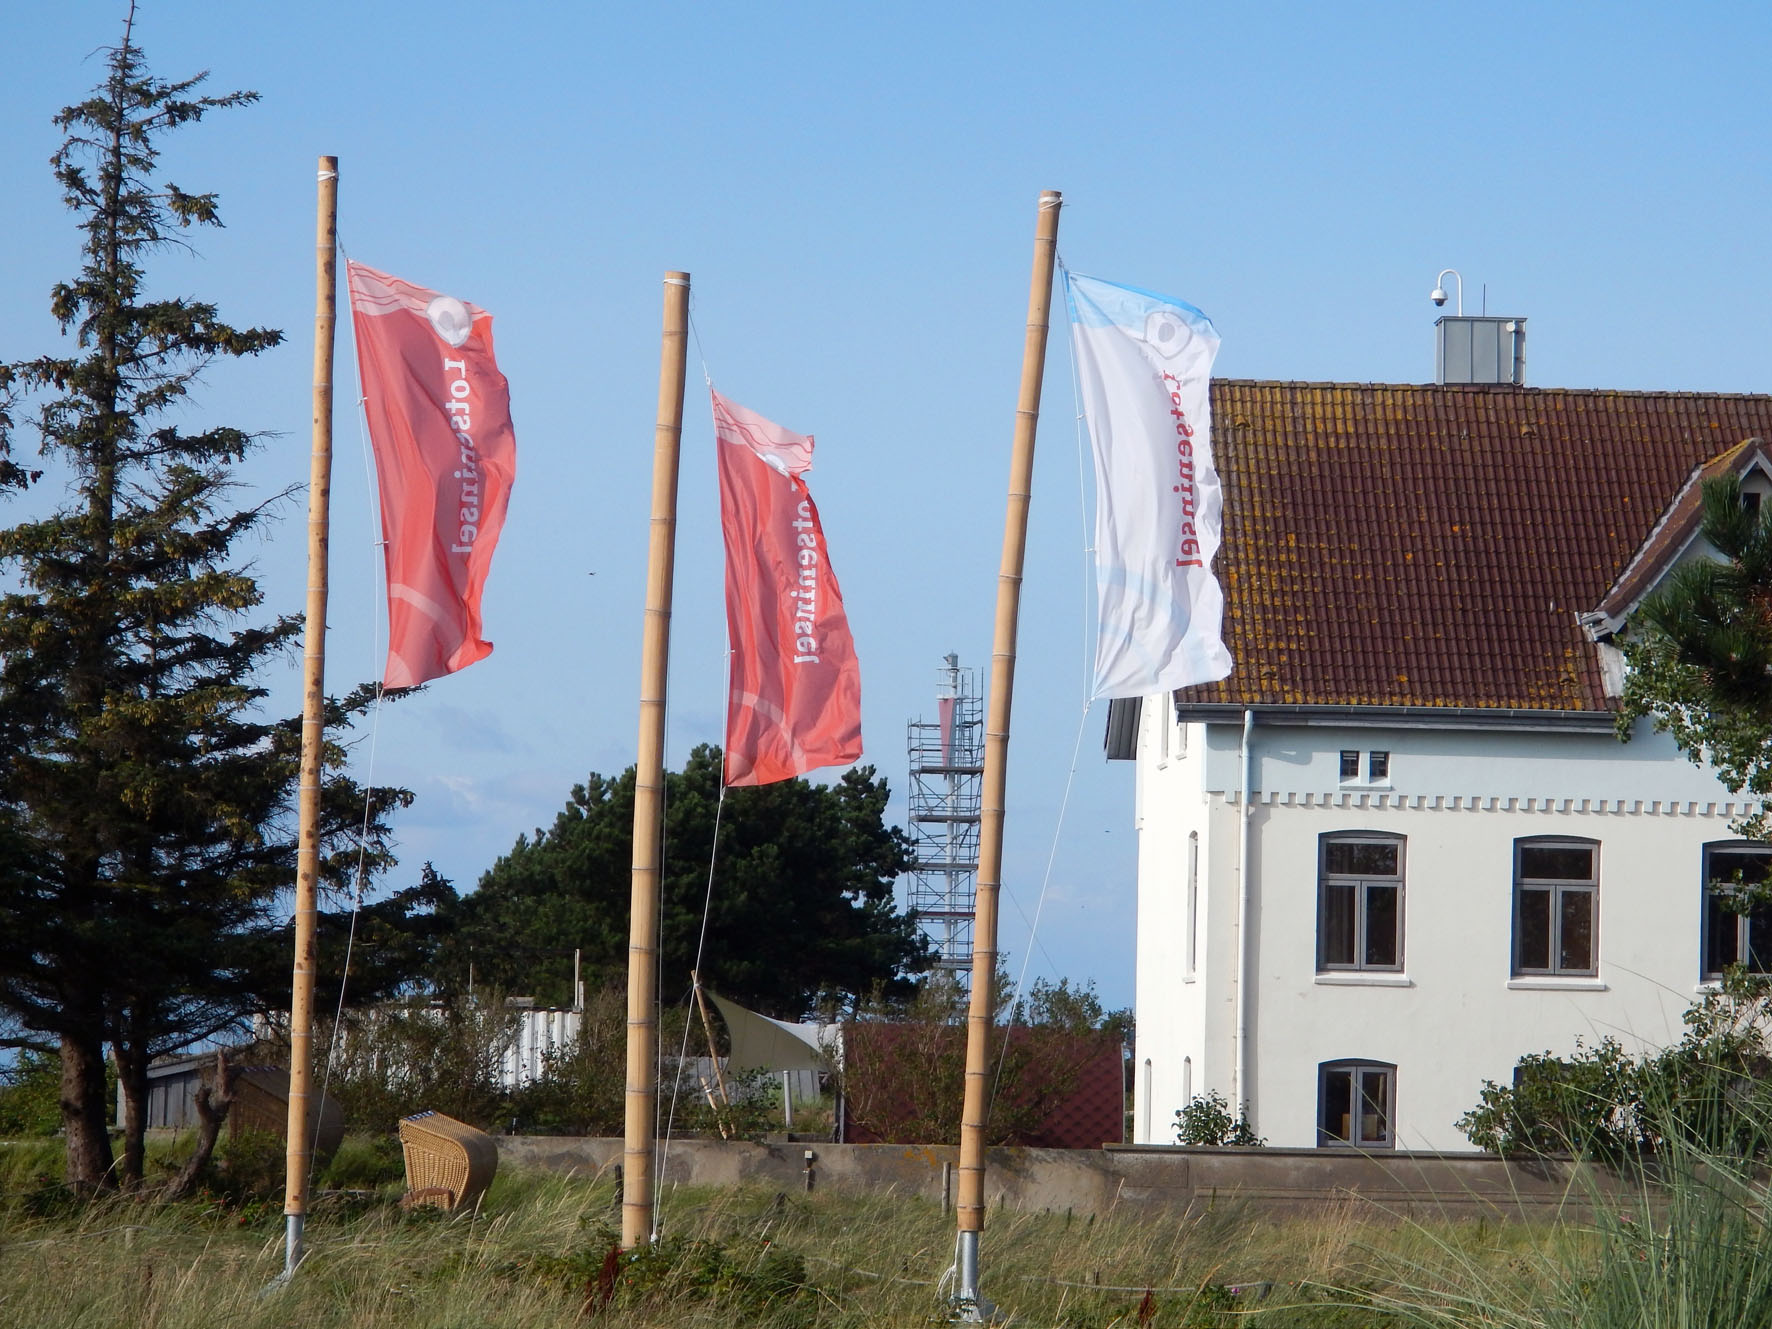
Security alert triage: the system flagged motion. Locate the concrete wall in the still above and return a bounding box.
[497,1136,1632,1222]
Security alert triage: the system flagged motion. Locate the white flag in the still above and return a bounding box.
[1065,270,1232,699]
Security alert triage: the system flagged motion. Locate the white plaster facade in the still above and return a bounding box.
[1129,701,1754,1151]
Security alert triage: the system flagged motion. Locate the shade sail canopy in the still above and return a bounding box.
[708,992,840,1073]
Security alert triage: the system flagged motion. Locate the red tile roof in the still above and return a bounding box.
[1589,437,1772,631]
[1178,382,1772,713]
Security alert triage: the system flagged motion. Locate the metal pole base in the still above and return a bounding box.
[259,1215,303,1297]
[948,1231,999,1323]
[285,1214,305,1278]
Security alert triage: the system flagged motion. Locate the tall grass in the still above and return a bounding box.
[1360,1018,1772,1329]
[13,1132,1772,1326]
[1357,1141,1772,1328]
[0,1150,1550,1328]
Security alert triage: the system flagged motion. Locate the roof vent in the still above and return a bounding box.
[1436,316,1526,386]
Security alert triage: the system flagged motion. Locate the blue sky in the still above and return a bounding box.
[5,3,1770,1011]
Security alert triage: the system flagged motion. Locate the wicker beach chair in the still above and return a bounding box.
[398,1110,499,1212]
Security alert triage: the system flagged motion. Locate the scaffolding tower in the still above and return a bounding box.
[905,654,984,975]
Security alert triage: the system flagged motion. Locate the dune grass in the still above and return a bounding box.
[0,1146,1580,1329]
[1354,1147,1772,1329]
[8,1140,1767,1327]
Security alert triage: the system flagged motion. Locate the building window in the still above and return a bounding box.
[1513,838,1598,976]
[1703,843,1772,980]
[1319,1060,1395,1148]
[1318,834,1404,972]
[1339,750,1392,783]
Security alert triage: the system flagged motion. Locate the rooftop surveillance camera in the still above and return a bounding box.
[1431,269,1461,313]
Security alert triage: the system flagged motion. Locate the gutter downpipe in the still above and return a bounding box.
[1235,708,1255,1127]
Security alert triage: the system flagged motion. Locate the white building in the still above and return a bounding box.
[1115,379,1772,1151]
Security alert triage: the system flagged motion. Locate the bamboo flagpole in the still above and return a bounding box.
[953,189,1061,1318]
[284,154,339,1278]
[623,271,691,1249]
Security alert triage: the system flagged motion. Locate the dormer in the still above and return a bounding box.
[1579,438,1772,673]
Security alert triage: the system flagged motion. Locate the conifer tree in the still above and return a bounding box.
[0,9,410,1189]
[1621,473,1772,839]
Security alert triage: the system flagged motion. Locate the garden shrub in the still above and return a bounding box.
[0,1052,63,1138]
[1458,979,1772,1160]
[1174,1091,1263,1147]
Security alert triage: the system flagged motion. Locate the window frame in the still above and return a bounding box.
[1317,1059,1397,1149]
[1367,750,1390,781]
[1317,832,1406,974]
[1701,841,1772,981]
[1511,836,1599,978]
[1338,750,1360,781]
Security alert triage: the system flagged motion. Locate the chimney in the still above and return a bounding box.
[1435,316,1526,385]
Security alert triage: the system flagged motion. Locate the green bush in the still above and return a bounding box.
[505,988,779,1140]
[321,985,702,1138]
[1174,1091,1264,1147]
[320,996,520,1132]
[1458,981,1772,1160]
[1457,1036,1642,1159]
[318,1133,405,1189]
[0,1052,63,1138]
[505,986,627,1135]
[675,1066,786,1141]
[212,1129,287,1201]
[1636,989,1772,1160]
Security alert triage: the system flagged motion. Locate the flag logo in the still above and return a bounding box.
[425,296,473,347]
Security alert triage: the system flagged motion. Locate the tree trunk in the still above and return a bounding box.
[113,1044,150,1191]
[59,1031,116,1191]
[160,1052,238,1202]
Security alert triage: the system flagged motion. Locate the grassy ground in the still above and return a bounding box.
[0,1137,1578,1329]
[10,1137,1772,1327]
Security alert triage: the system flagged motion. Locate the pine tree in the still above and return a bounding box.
[0,9,408,1189]
[1621,473,1772,838]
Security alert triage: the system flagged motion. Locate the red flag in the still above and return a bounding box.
[714,390,862,786]
[347,261,516,688]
